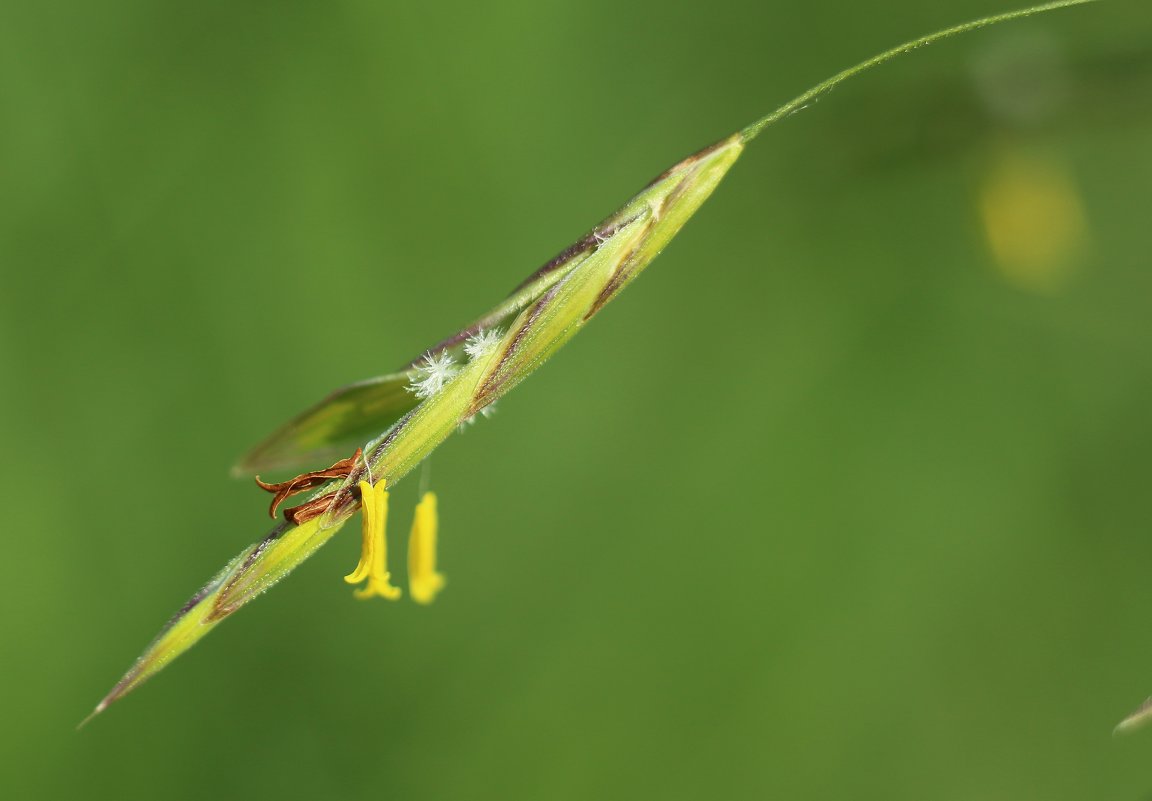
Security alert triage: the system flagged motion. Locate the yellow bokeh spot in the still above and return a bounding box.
[345,480,402,601]
[979,147,1089,292]
[408,492,446,605]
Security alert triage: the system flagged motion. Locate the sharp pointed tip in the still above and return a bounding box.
[1114,697,1152,736]
[76,701,107,731]
[1116,716,1144,736]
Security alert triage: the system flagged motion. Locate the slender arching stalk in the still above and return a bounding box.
[741,0,1098,143]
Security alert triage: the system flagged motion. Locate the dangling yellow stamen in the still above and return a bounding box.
[345,480,401,600]
[408,491,445,604]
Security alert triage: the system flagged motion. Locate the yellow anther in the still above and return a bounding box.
[408,492,445,605]
[345,480,401,600]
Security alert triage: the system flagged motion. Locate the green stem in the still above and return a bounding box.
[741,0,1099,143]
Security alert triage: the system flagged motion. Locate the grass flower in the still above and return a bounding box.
[82,0,1099,725]
[408,351,461,399]
[464,328,502,361]
[344,480,402,600]
[408,492,445,605]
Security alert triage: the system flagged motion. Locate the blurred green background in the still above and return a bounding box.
[3,0,1152,798]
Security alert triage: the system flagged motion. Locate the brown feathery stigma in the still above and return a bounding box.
[255,448,362,519]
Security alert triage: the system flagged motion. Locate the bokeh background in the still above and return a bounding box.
[2,1,1151,798]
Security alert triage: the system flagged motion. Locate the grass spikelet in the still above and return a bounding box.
[82,0,1101,725]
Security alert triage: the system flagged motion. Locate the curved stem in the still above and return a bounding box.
[741,0,1099,143]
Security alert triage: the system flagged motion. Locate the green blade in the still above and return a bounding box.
[234,372,418,476]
